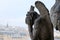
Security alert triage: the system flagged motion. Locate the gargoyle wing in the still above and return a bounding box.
[35,1,49,16]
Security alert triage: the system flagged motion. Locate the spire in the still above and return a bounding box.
[7,23,8,28]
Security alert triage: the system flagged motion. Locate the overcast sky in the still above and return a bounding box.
[0,0,55,28]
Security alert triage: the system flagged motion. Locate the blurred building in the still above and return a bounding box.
[0,25,29,40]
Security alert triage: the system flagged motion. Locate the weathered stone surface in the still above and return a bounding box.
[25,1,54,40]
[50,0,60,31]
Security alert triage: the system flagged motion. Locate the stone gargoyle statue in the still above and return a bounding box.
[50,0,60,31]
[25,1,54,40]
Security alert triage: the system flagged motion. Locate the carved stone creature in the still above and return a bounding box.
[25,5,39,39]
[50,0,60,31]
[25,1,54,40]
[33,1,54,40]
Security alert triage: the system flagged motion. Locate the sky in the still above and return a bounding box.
[0,0,55,28]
